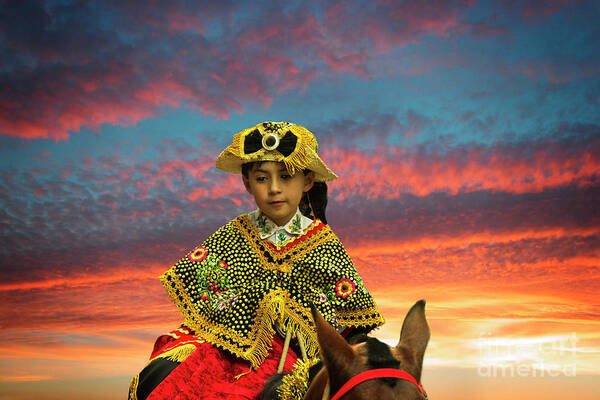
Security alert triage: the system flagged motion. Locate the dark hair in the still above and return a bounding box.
[301,182,328,224]
[241,162,329,224]
[241,161,265,179]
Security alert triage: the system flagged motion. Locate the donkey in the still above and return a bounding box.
[261,300,430,400]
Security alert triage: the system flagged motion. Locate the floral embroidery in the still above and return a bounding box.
[323,285,340,306]
[257,213,273,236]
[196,254,230,301]
[335,278,356,299]
[214,290,238,311]
[277,231,287,245]
[250,209,312,246]
[229,294,240,306]
[288,214,302,233]
[188,246,208,262]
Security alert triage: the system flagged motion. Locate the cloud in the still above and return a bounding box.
[350,232,600,292]
[518,0,580,18]
[500,59,600,84]
[1,123,597,266]
[323,129,599,200]
[462,22,510,38]
[0,273,177,330]
[0,1,487,140]
[322,0,476,53]
[1,1,596,144]
[0,2,281,139]
[2,183,597,330]
[0,136,249,259]
[1,229,597,368]
[318,111,429,146]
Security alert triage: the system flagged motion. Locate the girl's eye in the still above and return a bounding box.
[281,174,291,180]
[256,176,267,182]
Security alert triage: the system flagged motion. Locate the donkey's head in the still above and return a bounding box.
[307,300,430,400]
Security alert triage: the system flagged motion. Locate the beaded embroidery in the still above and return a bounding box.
[235,215,330,270]
[160,214,385,368]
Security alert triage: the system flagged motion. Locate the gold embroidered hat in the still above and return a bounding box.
[216,121,338,182]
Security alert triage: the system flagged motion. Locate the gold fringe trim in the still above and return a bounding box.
[155,342,199,363]
[229,123,317,177]
[128,339,203,400]
[128,374,139,400]
[160,269,322,369]
[282,128,310,176]
[277,357,321,400]
[234,368,252,380]
[229,131,242,157]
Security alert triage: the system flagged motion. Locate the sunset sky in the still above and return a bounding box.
[1,1,599,399]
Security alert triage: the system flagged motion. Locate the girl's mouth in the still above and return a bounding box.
[270,201,285,206]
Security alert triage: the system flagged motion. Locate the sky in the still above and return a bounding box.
[0,0,599,399]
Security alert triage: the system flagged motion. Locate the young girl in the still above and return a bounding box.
[129,121,384,399]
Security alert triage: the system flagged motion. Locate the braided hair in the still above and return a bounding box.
[299,182,328,224]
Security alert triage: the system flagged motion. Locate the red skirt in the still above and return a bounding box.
[142,329,299,400]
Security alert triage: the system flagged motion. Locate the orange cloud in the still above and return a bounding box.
[323,141,600,199]
[0,375,52,382]
[1,233,598,399]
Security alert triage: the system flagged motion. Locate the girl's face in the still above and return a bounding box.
[243,161,314,226]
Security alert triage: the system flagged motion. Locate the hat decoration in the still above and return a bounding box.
[216,121,337,182]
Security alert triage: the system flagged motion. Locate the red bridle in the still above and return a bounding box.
[327,368,428,400]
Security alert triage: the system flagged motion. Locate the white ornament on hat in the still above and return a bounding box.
[262,133,280,151]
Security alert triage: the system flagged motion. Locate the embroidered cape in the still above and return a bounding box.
[160,214,384,368]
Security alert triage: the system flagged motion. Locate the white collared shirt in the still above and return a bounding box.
[248,207,313,246]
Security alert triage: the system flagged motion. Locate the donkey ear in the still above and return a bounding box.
[397,300,430,381]
[311,306,356,371]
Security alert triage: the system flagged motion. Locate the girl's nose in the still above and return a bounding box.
[269,178,282,193]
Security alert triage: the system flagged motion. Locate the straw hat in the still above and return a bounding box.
[216,121,337,182]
